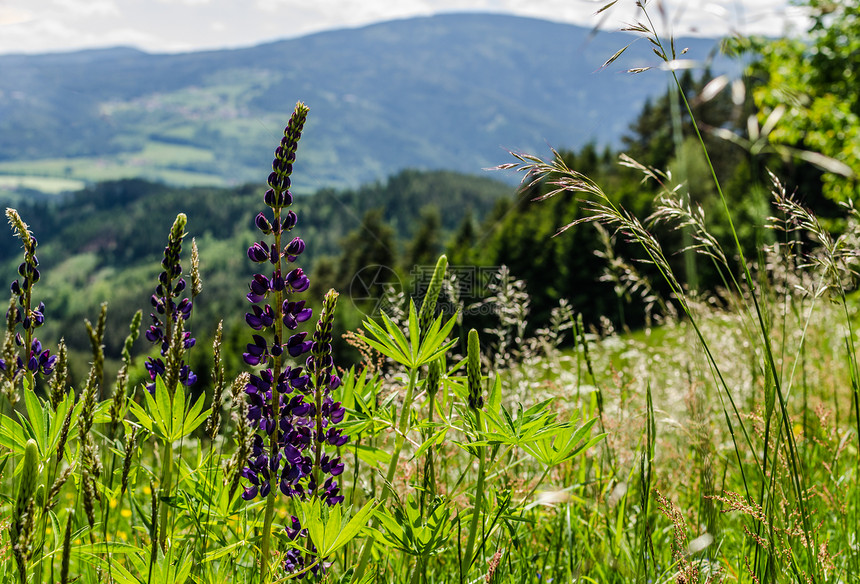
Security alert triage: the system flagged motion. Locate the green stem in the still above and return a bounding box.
[462,410,485,575]
[351,367,419,583]
[158,440,173,550]
[426,389,437,502]
[260,208,285,583]
[408,557,424,584]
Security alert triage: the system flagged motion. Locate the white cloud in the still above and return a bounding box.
[52,0,120,17]
[0,0,804,55]
[0,6,33,26]
[0,14,182,54]
[154,0,213,5]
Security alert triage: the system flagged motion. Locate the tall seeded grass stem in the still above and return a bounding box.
[669,62,819,580]
[637,9,819,575]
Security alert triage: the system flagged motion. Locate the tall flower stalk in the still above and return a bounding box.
[142,212,198,550]
[241,102,348,581]
[2,209,57,405]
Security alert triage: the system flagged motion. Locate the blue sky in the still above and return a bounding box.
[0,0,808,55]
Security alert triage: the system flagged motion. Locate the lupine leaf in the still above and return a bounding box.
[204,540,248,562]
[362,318,411,366]
[23,389,46,450]
[142,387,166,439]
[415,313,458,364]
[47,391,77,454]
[0,413,28,451]
[128,399,155,435]
[417,339,459,368]
[180,399,211,440]
[79,554,139,584]
[298,498,377,558]
[353,444,390,467]
[171,380,186,438]
[487,373,502,413]
[519,418,603,467]
[414,426,449,459]
[154,375,171,432]
[380,312,411,361]
[13,409,38,445]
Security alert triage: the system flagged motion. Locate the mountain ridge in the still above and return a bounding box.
[0,13,730,193]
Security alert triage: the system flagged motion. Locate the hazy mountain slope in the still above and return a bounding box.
[0,13,727,192]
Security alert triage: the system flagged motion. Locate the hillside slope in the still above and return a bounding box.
[0,14,727,192]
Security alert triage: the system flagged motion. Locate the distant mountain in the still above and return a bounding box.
[0,13,730,193]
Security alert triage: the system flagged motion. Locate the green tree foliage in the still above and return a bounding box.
[622,69,741,185]
[747,0,859,202]
[405,206,442,270]
[0,170,510,378]
[334,208,398,296]
[446,208,477,266]
[463,150,627,328]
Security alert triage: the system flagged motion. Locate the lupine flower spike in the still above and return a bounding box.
[242,102,347,581]
[144,213,197,394]
[418,254,448,337]
[467,328,484,410]
[2,209,56,393]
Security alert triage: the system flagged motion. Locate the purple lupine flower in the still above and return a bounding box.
[239,102,350,581]
[3,210,55,385]
[143,214,197,393]
[241,104,318,510]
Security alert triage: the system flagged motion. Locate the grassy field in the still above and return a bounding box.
[0,141,229,188]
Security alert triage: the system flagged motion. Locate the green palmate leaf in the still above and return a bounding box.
[23,387,47,448]
[415,314,458,365]
[336,366,375,413]
[48,391,78,455]
[519,417,604,467]
[180,397,211,439]
[140,389,168,440]
[413,426,449,460]
[486,372,501,412]
[154,375,172,432]
[352,444,391,468]
[297,498,378,558]
[373,495,453,557]
[363,309,458,369]
[80,555,140,584]
[204,540,250,562]
[128,399,155,436]
[0,413,29,452]
[478,399,559,447]
[76,541,144,555]
[381,312,412,359]
[171,376,186,436]
[362,319,411,366]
